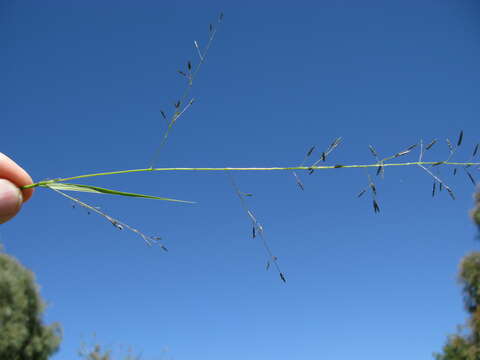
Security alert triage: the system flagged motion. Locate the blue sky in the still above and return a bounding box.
[2,1,480,359]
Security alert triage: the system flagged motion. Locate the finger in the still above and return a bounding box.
[0,153,34,202]
[0,179,23,224]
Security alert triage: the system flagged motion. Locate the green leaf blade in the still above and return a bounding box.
[42,182,195,204]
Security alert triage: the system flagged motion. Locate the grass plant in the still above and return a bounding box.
[18,12,480,282]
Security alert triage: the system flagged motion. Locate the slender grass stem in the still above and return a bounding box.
[20,161,480,190]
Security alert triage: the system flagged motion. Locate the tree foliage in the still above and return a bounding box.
[435,190,480,360]
[471,191,480,229]
[0,249,61,360]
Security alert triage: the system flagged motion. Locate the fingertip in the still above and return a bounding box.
[0,153,34,203]
[22,187,34,203]
[0,179,23,224]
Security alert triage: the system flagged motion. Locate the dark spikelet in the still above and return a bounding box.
[439,182,443,192]
[187,61,192,70]
[293,172,304,190]
[373,200,380,213]
[297,181,304,191]
[209,23,213,32]
[395,144,417,157]
[219,12,224,21]
[369,182,377,196]
[357,189,366,198]
[307,146,315,157]
[432,161,444,166]
[329,138,337,149]
[160,245,168,252]
[280,272,287,283]
[446,138,454,151]
[432,181,436,197]
[321,152,326,162]
[376,165,383,176]
[446,187,455,200]
[326,137,342,153]
[473,144,479,157]
[178,70,187,76]
[252,226,256,238]
[457,130,464,146]
[453,168,457,176]
[266,261,270,271]
[160,110,167,119]
[112,221,124,230]
[334,165,343,168]
[175,100,181,108]
[332,137,342,149]
[369,145,378,158]
[425,139,437,150]
[466,170,476,186]
[308,168,314,175]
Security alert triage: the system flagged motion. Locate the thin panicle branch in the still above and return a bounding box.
[149,13,223,168]
[228,175,286,283]
[309,137,342,169]
[380,143,418,163]
[418,164,455,200]
[49,187,166,249]
[418,139,424,162]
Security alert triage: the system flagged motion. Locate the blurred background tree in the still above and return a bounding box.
[78,341,142,360]
[78,343,112,360]
[435,189,480,360]
[0,248,61,360]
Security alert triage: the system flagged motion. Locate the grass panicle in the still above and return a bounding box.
[20,14,480,282]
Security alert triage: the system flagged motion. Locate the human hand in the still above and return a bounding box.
[0,153,34,224]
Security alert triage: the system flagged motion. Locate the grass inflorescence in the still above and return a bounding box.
[19,12,480,282]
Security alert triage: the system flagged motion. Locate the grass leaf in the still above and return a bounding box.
[43,182,195,204]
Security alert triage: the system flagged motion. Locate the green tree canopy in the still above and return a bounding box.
[0,249,61,360]
[435,191,480,360]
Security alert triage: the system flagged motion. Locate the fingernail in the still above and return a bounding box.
[0,179,23,224]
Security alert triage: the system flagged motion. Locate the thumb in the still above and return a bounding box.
[0,179,23,224]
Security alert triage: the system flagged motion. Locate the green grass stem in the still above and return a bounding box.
[21,161,480,190]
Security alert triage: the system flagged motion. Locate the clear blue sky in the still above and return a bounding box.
[2,1,480,359]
